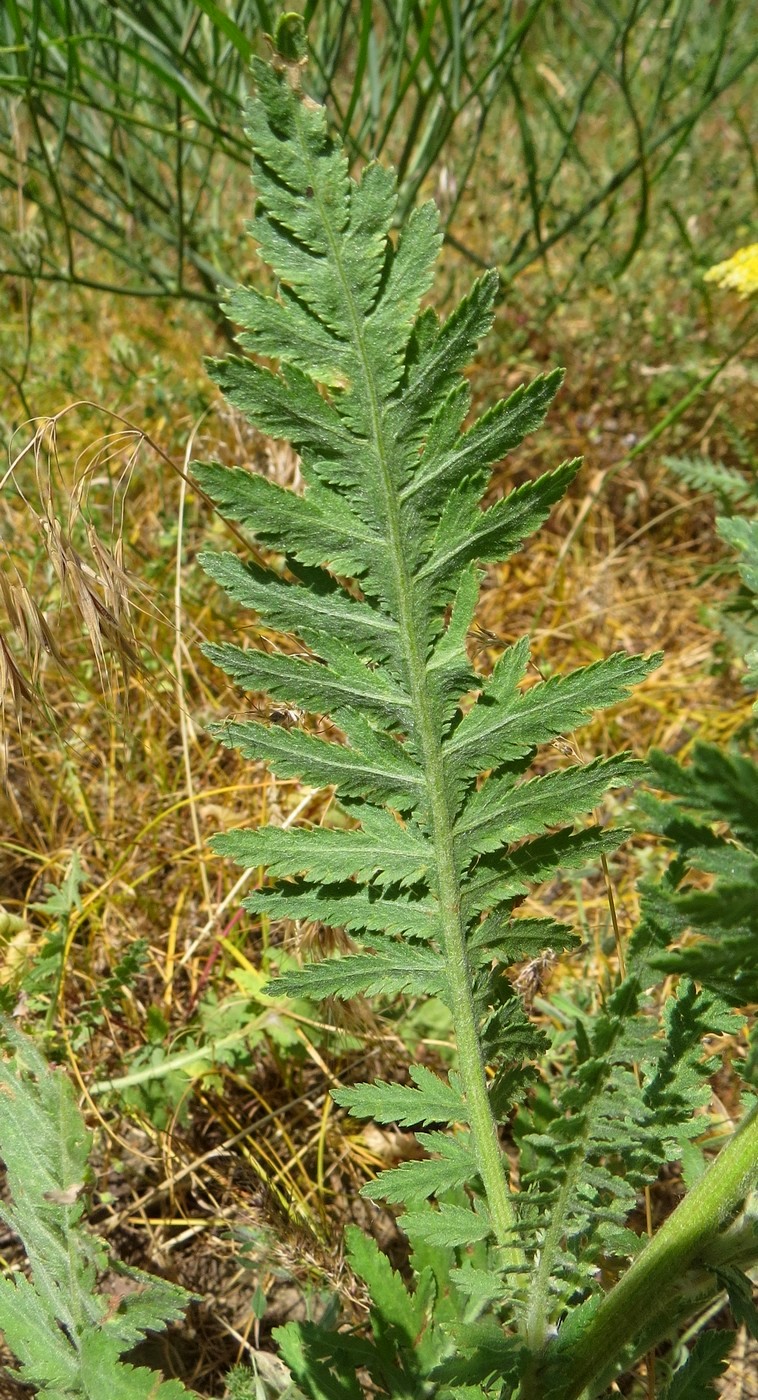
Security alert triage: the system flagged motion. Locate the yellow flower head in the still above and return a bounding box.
[704,242,758,298]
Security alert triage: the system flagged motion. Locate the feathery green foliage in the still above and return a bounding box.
[191,18,758,1399]
[0,1026,197,1398]
[634,499,758,1063]
[197,17,655,1106]
[664,454,757,511]
[196,13,657,1286]
[664,452,758,705]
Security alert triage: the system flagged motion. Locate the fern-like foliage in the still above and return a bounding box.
[664,452,758,704]
[634,506,758,1061]
[192,17,672,1393]
[0,1026,197,1399]
[638,743,758,1002]
[514,970,741,1322]
[197,15,656,1201]
[664,454,757,511]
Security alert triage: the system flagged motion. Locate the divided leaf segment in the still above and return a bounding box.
[0,1028,197,1398]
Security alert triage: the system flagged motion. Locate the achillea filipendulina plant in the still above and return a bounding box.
[1,16,757,1400]
[191,15,758,1399]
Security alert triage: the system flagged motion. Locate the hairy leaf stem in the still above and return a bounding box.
[293,100,523,1271]
[536,1102,758,1400]
[523,1137,589,1351]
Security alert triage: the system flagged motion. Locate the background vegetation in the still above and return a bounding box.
[0,2,756,1395]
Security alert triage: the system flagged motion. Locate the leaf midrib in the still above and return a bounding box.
[293,95,522,1263]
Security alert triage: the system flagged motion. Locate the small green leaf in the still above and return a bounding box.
[470,915,577,964]
[334,1064,466,1128]
[716,1265,758,1339]
[362,1131,477,1205]
[212,815,431,884]
[345,1225,423,1345]
[664,1330,735,1399]
[403,1201,493,1249]
[455,753,642,864]
[272,935,447,1002]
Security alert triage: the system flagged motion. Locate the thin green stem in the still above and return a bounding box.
[521,998,637,1357]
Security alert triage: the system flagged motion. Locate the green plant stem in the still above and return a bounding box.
[586,1211,758,1400]
[504,35,758,281]
[533,1103,758,1400]
[586,1273,720,1397]
[291,98,523,1273]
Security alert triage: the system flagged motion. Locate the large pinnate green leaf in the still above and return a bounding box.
[197,29,663,1396]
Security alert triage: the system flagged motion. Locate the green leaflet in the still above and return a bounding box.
[334,1065,466,1128]
[77,1339,193,1400]
[273,934,447,1001]
[203,639,411,725]
[454,753,643,865]
[663,1331,735,1399]
[396,270,498,434]
[463,825,632,915]
[665,454,754,507]
[715,1266,758,1340]
[417,459,582,592]
[469,916,578,964]
[0,1274,79,1392]
[362,1132,478,1205]
[515,973,731,1327]
[345,1225,428,1348]
[275,1222,443,1400]
[194,460,385,584]
[274,1324,364,1400]
[197,551,400,660]
[405,370,565,510]
[211,810,431,885]
[447,650,661,786]
[431,1319,525,1392]
[244,882,439,940]
[646,743,758,843]
[210,716,423,808]
[403,1202,493,1249]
